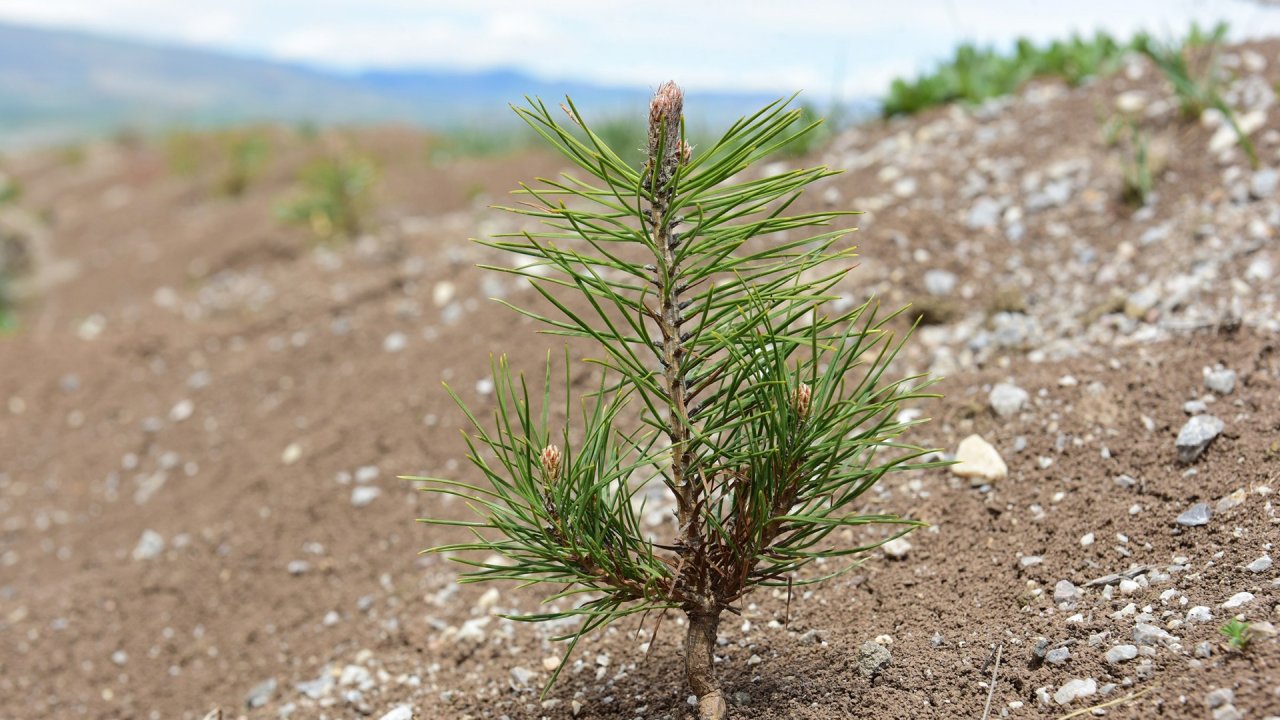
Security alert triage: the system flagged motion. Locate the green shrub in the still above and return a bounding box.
[276,153,376,241]
[409,83,937,719]
[219,132,271,197]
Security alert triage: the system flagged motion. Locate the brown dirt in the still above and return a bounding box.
[2,43,1279,720]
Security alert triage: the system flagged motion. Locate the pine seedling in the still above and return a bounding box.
[410,82,937,719]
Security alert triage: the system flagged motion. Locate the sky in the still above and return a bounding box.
[2,0,1280,99]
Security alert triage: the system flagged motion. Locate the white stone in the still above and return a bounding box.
[989,383,1029,418]
[281,443,302,465]
[378,706,414,720]
[952,435,1007,483]
[1133,623,1177,647]
[1245,555,1272,573]
[882,537,912,560]
[169,399,194,422]
[351,486,382,508]
[132,530,165,561]
[1222,592,1254,609]
[1187,606,1213,623]
[433,282,456,307]
[1053,678,1097,705]
[383,332,407,353]
[1105,645,1138,663]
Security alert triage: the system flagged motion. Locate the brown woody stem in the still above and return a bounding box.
[686,610,726,720]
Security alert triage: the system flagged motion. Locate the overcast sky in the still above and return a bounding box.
[3,0,1280,98]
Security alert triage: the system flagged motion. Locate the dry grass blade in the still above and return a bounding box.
[980,644,1002,720]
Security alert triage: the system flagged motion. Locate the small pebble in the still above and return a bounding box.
[1176,503,1212,527]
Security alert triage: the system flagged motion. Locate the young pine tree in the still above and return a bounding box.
[412,82,936,719]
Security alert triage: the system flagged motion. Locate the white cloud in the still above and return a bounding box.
[2,0,1280,98]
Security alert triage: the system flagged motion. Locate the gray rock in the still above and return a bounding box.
[378,706,414,720]
[1250,168,1278,199]
[1105,645,1138,664]
[382,332,407,353]
[923,269,958,296]
[1176,503,1213,527]
[1134,623,1178,647]
[856,641,891,678]
[1204,367,1236,395]
[1195,641,1213,658]
[245,678,277,709]
[990,383,1029,418]
[1183,400,1208,415]
[510,666,535,687]
[1213,705,1243,720]
[287,560,311,575]
[1045,647,1070,665]
[1176,416,1223,463]
[1206,688,1235,709]
[296,671,334,700]
[132,530,165,561]
[1246,555,1272,573]
[966,197,1003,229]
[1222,591,1254,609]
[1053,580,1080,608]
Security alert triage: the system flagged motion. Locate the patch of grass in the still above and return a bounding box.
[883,31,1130,117]
[426,125,537,165]
[883,24,1245,125]
[1133,22,1257,167]
[0,170,20,206]
[1108,118,1154,206]
[276,153,376,242]
[219,131,271,197]
[165,130,201,176]
[1220,618,1254,651]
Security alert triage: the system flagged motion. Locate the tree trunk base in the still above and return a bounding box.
[686,610,725,719]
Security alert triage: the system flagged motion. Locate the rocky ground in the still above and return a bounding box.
[1,41,1279,720]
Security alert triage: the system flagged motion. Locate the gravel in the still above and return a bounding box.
[245,678,277,709]
[1176,415,1224,463]
[1175,502,1213,527]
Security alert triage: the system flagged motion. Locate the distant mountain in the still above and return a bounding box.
[0,22,793,148]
